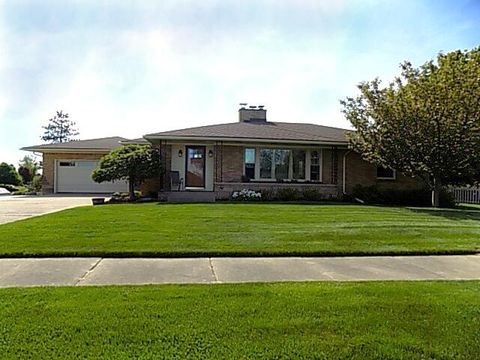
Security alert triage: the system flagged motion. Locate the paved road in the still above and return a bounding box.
[0,255,479,288]
[0,195,94,224]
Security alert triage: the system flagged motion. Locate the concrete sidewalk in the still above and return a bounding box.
[0,255,479,288]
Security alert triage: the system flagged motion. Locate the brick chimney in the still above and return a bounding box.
[239,104,267,122]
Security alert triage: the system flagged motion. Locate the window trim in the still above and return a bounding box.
[376,166,396,180]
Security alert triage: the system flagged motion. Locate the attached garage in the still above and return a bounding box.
[21,136,145,194]
[55,160,128,193]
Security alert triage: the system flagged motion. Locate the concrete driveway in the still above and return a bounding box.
[0,195,94,225]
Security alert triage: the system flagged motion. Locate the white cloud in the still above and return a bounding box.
[1,0,479,165]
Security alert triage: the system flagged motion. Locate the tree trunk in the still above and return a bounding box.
[431,177,442,207]
[128,178,135,202]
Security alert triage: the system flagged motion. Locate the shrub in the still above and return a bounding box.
[109,191,142,203]
[302,188,324,201]
[276,187,301,201]
[12,187,35,195]
[231,189,262,201]
[259,188,276,201]
[351,185,456,207]
[18,166,33,184]
[31,175,43,192]
[146,191,158,199]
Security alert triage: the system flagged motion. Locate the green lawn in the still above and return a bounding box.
[0,281,478,359]
[0,203,479,257]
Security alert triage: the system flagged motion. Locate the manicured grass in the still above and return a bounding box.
[0,203,479,257]
[0,281,478,359]
[458,203,480,210]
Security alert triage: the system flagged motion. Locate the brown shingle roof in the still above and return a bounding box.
[145,121,350,144]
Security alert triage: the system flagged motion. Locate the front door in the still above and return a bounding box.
[185,146,206,188]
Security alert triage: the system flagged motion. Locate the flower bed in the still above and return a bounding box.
[231,189,262,201]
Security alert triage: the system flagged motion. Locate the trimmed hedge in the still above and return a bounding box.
[257,187,332,202]
[351,185,456,207]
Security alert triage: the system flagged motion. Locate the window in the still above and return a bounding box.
[292,150,306,180]
[377,166,396,180]
[189,149,204,159]
[260,149,273,179]
[310,151,320,181]
[59,161,76,167]
[274,149,290,180]
[77,161,96,168]
[259,149,290,180]
[254,148,310,181]
[244,148,255,179]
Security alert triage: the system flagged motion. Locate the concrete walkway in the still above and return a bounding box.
[0,255,479,288]
[0,195,94,224]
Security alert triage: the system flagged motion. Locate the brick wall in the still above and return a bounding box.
[42,152,107,194]
[215,145,243,183]
[344,152,424,194]
[321,148,333,184]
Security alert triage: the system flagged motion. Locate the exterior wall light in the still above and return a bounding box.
[178,149,183,157]
[208,150,214,158]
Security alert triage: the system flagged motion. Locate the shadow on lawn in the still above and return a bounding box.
[408,207,480,221]
[154,201,358,206]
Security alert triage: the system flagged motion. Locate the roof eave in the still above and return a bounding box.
[20,147,112,153]
[143,135,348,146]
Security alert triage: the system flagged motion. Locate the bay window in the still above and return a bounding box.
[247,147,319,182]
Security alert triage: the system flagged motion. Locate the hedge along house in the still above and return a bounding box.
[22,106,422,199]
[143,105,422,202]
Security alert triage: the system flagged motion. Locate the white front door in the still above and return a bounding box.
[56,160,128,193]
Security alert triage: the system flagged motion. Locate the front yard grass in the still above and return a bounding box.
[0,203,479,257]
[0,281,478,359]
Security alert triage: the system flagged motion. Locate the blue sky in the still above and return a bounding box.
[1,0,479,165]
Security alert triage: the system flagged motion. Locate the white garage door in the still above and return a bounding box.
[56,160,129,193]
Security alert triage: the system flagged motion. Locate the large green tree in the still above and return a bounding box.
[341,48,480,207]
[41,110,79,143]
[0,163,22,186]
[92,145,161,201]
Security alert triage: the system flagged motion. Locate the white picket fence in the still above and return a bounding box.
[452,187,480,204]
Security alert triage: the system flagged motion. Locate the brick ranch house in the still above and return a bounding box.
[22,106,422,201]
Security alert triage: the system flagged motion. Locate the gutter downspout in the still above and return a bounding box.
[342,150,353,195]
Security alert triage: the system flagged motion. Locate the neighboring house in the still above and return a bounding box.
[22,106,422,200]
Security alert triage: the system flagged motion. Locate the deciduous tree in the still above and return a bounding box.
[341,48,480,207]
[0,162,22,186]
[92,145,161,201]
